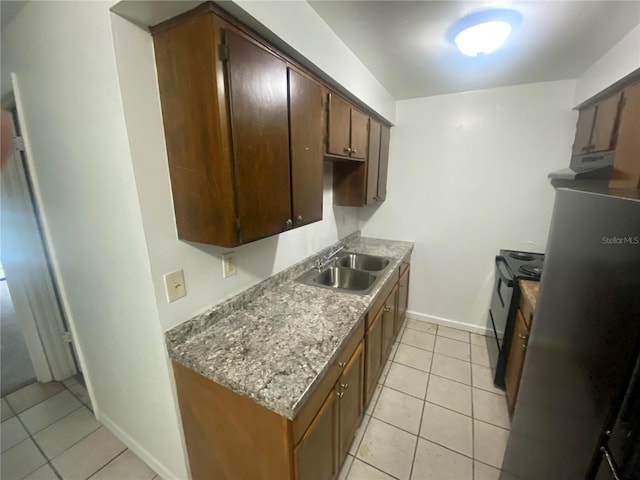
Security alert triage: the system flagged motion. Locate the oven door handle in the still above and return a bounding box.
[495,257,515,287]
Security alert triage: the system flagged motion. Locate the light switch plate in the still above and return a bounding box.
[164,270,186,302]
[222,252,237,278]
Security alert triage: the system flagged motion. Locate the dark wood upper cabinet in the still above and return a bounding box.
[610,80,640,188]
[349,109,369,160]
[226,29,291,243]
[327,94,351,157]
[591,92,622,152]
[288,68,324,228]
[365,120,381,205]
[572,92,622,155]
[152,10,329,247]
[327,93,368,160]
[377,125,391,202]
[334,119,391,207]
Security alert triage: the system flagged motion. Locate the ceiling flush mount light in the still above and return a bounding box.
[447,9,522,57]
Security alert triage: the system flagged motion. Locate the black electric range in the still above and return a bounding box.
[489,249,544,388]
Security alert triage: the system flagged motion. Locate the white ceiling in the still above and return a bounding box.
[308,1,640,100]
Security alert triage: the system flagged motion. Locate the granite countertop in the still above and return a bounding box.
[520,280,540,311]
[166,233,413,420]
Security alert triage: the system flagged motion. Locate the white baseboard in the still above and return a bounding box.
[95,409,181,480]
[406,310,497,337]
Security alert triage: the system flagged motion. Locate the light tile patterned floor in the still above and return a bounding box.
[339,318,507,480]
[1,377,158,480]
[2,321,505,480]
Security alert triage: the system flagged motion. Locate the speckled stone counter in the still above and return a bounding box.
[520,280,540,311]
[165,233,413,420]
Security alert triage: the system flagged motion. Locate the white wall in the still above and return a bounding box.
[360,80,577,333]
[1,2,188,479]
[575,23,640,105]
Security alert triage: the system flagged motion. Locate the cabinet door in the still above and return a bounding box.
[591,92,622,152]
[226,30,291,243]
[327,94,351,156]
[382,286,398,356]
[505,309,529,415]
[294,384,339,480]
[289,68,323,227]
[572,105,596,155]
[377,125,390,202]
[349,109,369,160]
[366,120,381,205]
[364,309,384,407]
[396,266,410,335]
[610,80,640,188]
[338,341,364,463]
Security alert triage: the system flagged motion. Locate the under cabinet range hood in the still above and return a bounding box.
[548,151,614,185]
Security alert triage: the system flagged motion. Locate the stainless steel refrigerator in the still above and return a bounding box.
[501,188,640,480]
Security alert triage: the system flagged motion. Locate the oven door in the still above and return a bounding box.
[489,256,515,351]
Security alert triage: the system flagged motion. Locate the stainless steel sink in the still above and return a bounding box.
[296,252,393,295]
[312,267,376,291]
[336,252,390,272]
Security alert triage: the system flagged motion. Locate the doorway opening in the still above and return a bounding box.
[1,88,80,396]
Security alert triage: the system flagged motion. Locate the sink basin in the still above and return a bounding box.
[312,267,376,291]
[336,253,390,272]
[296,251,393,295]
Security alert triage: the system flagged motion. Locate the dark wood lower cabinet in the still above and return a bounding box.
[172,262,410,480]
[364,308,384,406]
[382,286,398,356]
[338,342,364,463]
[396,265,410,334]
[294,384,339,480]
[505,309,529,416]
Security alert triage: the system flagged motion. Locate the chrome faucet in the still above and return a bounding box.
[314,246,344,271]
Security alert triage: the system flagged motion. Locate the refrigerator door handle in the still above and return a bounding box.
[600,446,622,480]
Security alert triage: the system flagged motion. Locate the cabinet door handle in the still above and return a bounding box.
[336,391,344,398]
[523,343,527,349]
[344,147,352,154]
[384,306,391,312]
[351,149,357,155]
[341,383,349,390]
[518,334,528,339]
[296,215,303,222]
[285,219,293,228]
[338,362,346,368]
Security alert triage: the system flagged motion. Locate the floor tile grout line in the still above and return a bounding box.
[417,434,476,463]
[20,404,85,437]
[4,380,99,480]
[10,405,64,480]
[354,456,401,480]
[84,446,130,480]
[474,417,511,433]
[348,320,404,479]
[409,323,437,480]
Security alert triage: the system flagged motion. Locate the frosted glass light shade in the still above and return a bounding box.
[454,20,513,56]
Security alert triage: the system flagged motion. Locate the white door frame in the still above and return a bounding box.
[1,73,78,382]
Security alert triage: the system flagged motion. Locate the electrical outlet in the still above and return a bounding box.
[164,270,186,303]
[222,252,237,278]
